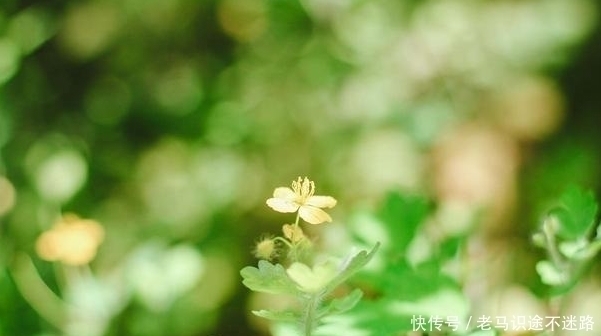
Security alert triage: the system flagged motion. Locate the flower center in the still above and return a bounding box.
[292,177,315,203]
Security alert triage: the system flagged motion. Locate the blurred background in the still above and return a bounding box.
[0,0,600,335]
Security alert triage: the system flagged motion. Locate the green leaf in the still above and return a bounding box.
[347,299,417,334]
[240,260,299,295]
[286,261,337,294]
[318,288,363,317]
[549,186,598,240]
[323,243,380,295]
[437,235,466,262]
[378,193,429,254]
[252,309,299,322]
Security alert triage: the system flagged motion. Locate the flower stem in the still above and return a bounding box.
[302,293,321,336]
[274,236,293,248]
[10,253,67,329]
[293,211,301,230]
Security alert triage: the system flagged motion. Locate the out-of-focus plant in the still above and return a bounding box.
[9,213,119,336]
[326,192,477,335]
[0,0,599,334]
[241,177,378,336]
[533,186,601,302]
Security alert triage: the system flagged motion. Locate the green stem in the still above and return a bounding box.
[9,253,67,329]
[302,293,321,336]
[293,211,301,230]
[287,212,302,262]
[274,236,293,248]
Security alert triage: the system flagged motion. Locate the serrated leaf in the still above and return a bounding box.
[550,186,598,240]
[240,260,299,295]
[318,288,363,317]
[323,243,379,295]
[252,309,299,322]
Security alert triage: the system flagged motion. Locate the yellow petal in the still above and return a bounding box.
[299,205,332,224]
[272,187,297,200]
[305,195,337,209]
[35,231,60,261]
[266,198,300,213]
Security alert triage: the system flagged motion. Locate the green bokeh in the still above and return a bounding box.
[0,0,600,335]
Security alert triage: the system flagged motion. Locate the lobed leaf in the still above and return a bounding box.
[240,260,300,295]
[318,288,363,317]
[323,243,380,295]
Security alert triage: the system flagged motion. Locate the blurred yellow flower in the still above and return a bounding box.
[266,177,336,224]
[35,213,105,266]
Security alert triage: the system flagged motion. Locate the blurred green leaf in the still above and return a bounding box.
[437,235,466,263]
[318,288,363,317]
[549,186,598,240]
[351,258,467,335]
[384,261,461,301]
[240,260,299,295]
[252,309,299,322]
[323,243,379,295]
[378,192,429,255]
[347,300,416,335]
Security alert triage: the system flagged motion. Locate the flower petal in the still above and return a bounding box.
[273,187,297,200]
[305,195,337,208]
[299,205,332,224]
[266,198,300,213]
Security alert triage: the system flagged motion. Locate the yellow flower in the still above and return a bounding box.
[35,213,105,266]
[266,177,337,224]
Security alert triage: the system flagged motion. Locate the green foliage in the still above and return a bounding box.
[331,192,469,335]
[253,309,300,322]
[378,192,430,256]
[0,0,600,334]
[534,186,601,296]
[241,260,300,296]
[317,288,363,317]
[549,185,598,240]
[323,243,380,295]
[241,243,379,334]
